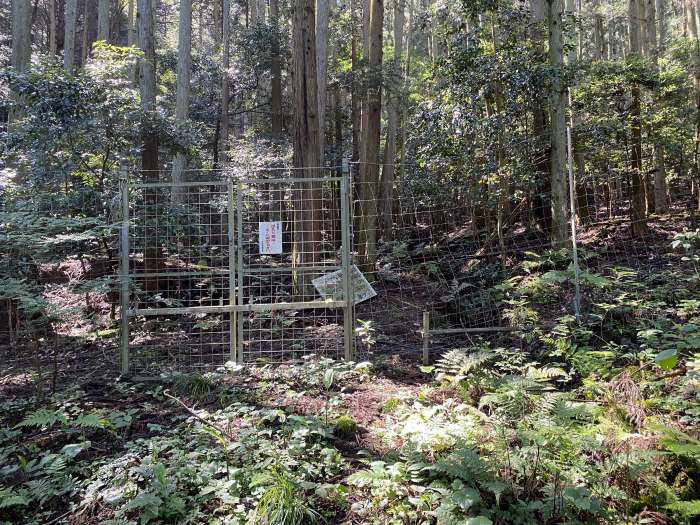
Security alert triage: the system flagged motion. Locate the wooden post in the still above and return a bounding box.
[228,180,237,362]
[119,173,130,375]
[422,310,430,365]
[341,172,354,360]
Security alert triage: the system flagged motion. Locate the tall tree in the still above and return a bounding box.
[380,0,405,241]
[138,0,158,176]
[357,0,383,273]
[221,0,231,158]
[628,0,648,235]
[687,0,700,208]
[48,0,57,56]
[270,0,283,134]
[292,0,322,287]
[653,0,669,212]
[172,0,193,198]
[64,0,78,72]
[10,0,31,129]
[316,0,330,159]
[98,0,110,42]
[547,0,569,247]
[128,0,137,46]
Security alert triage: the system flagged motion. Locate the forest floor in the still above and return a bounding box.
[1,210,699,525]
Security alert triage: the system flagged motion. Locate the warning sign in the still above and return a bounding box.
[259,221,282,254]
[312,265,377,305]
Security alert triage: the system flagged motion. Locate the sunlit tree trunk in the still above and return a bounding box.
[98,0,110,42]
[351,0,361,171]
[547,0,569,247]
[64,0,77,72]
[628,0,648,235]
[172,0,192,200]
[380,0,405,242]
[138,0,158,176]
[358,0,383,275]
[10,0,31,131]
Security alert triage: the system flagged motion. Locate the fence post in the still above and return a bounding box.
[119,171,130,375]
[340,172,355,360]
[567,127,582,322]
[227,179,237,363]
[422,311,431,365]
[236,181,245,362]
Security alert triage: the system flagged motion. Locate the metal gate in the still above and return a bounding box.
[118,171,354,376]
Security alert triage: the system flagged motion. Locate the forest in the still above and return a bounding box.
[1,0,700,523]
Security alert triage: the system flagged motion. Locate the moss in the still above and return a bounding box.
[334,415,358,439]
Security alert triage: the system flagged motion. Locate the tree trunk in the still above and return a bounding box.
[316,0,330,160]
[172,0,192,200]
[10,0,31,130]
[358,0,383,275]
[220,0,230,160]
[653,0,669,212]
[128,0,137,46]
[292,0,322,293]
[138,0,158,176]
[351,0,360,170]
[380,0,405,242]
[530,0,551,232]
[49,0,57,56]
[547,0,569,247]
[628,0,648,235]
[98,0,110,42]
[64,0,77,72]
[270,0,283,134]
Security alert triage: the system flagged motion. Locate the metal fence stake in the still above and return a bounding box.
[567,126,582,322]
[422,311,431,365]
[119,172,130,375]
[340,173,354,360]
[227,180,237,363]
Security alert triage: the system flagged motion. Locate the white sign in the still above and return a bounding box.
[259,221,283,254]
[312,265,377,305]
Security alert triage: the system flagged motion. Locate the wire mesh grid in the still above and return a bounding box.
[122,167,351,374]
[125,178,234,375]
[236,169,348,363]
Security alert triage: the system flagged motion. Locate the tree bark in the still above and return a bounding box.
[64,0,77,72]
[358,0,383,274]
[653,0,669,212]
[220,0,230,160]
[10,0,31,130]
[380,0,405,242]
[316,0,330,160]
[547,0,569,247]
[351,0,361,170]
[172,0,192,200]
[292,0,322,292]
[270,0,283,134]
[138,0,159,176]
[98,0,110,42]
[49,0,57,56]
[128,0,137,46]
[628,0,648,235]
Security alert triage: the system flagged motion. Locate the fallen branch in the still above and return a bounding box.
[163,389,236,441]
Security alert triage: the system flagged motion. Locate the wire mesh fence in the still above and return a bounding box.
[1,158,698,380]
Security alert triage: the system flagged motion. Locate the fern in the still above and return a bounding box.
[665,500,700,517]
[16,409,68,429]
[431,447,490,484]
[434,348,497,384]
